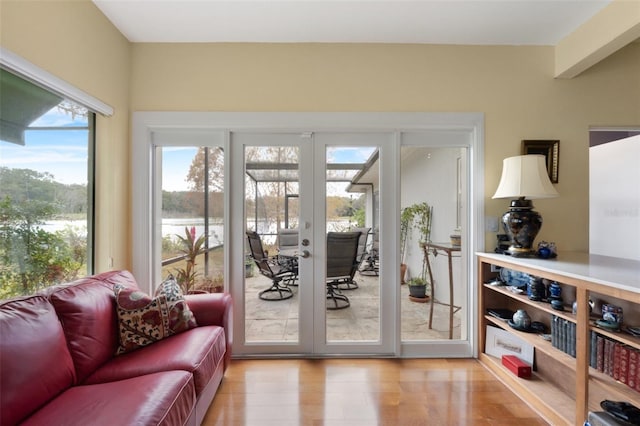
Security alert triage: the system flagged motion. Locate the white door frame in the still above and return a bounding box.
[132,112,485,358]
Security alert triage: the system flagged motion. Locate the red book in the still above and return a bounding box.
[604,338,612,376]
[619,345,630,385]
[637,351,640,392]
[613,342,621,380]
[502,355,532,378]
[629,348,638,389]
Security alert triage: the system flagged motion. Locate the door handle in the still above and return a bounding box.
[298,250,310,258]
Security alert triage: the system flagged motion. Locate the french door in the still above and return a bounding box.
[133,112,483,359]
[232,132,395,355]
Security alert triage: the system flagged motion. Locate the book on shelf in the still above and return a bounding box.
[637,353,640,393]
[629,349,638,389]
[570,322,576,358]
[613,343,621,381]
[550,315,576,358]
[605,338,613,376]
[619,345,630,385]
[551,315,560,348]
[597,334,605,371]
[591,330,598,369]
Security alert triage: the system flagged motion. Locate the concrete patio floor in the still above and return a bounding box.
[243,270,462,342]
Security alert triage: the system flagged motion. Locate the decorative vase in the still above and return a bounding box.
[572,299,595,315]
[512,309,531,329]
[602,304,623,325]
[527,277,546,301]
[548,281,562,299]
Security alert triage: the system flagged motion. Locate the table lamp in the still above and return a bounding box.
[492,155,559,256]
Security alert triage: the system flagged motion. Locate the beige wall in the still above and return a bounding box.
[131,42,640,252]
[2,0,639,266]
[1,0,132,272]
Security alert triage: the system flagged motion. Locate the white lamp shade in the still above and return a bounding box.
[492,155,559,199]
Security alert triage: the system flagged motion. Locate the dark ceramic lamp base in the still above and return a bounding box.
[501,197,542,257]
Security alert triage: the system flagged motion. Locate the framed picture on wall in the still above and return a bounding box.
[522,139,560,183]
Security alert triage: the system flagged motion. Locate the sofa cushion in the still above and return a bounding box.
[47,270,138,382]
[21,371,196,426]
[85,325,226,396]
[1,295,76,426]
[114,279,197,355]
[155,275,198,333]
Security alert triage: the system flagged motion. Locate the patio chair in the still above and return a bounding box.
[359,228,379,276]
[326,231,361,309]
[334,227,370,290]
[246,231,296,301]
[277,228,299,285]
[277,228,299,252]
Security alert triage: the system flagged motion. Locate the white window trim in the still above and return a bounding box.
[0,47,113,116]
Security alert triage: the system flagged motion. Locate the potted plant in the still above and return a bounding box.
[245,254,255,278]
[400,202,433,284]
[406,277,429,300]
[174,226,206,294]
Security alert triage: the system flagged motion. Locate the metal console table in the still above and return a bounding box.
[422,242,462,339]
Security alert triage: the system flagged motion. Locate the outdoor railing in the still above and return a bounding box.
[161,244,223,267]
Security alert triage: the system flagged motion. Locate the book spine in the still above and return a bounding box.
[636,349,640,392]
[596,334,605,372]
[613,342,621,381]
[604,338,612,376]
[570,322,576,358]
[590,331,597,369]
[629,348,638,390]
[619,345,629,385]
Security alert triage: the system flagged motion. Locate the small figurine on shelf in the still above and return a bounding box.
[536,241,557,259]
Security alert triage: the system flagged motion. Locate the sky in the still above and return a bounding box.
[162,146,198,192]
[0,106,89,185]
[1,103,377,192]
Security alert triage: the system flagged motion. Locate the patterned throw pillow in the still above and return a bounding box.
[113,277,197,355]
[155,275,198,334]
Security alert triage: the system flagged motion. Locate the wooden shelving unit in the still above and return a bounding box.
[477,252,640,426]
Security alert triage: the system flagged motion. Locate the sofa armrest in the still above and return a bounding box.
[184,292,233,369]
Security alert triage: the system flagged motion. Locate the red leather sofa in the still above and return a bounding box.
[0,270,232,426]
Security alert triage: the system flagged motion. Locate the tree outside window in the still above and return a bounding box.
[0,69,94,299]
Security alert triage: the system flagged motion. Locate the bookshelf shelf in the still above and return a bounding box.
[589,322,640,351]
[479,352,573,426]
[484,283,578,323]
[484,314,577,370]
[477,252,640,426]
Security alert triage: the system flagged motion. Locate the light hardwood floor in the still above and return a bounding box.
[203,358,549,426]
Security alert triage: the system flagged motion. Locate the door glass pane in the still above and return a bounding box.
[160,146,225,293]
[325,146,380,342]
[400,146,466,341]
[244,145,300,343]
[0,69,93,298]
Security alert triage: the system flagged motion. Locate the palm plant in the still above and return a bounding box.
[174,226,207,293]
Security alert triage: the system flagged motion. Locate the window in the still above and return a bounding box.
[0,68,96,298]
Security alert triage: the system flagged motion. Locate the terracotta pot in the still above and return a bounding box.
[400,263,407,284]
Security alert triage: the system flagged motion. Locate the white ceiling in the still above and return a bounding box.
[93,0,611,45]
